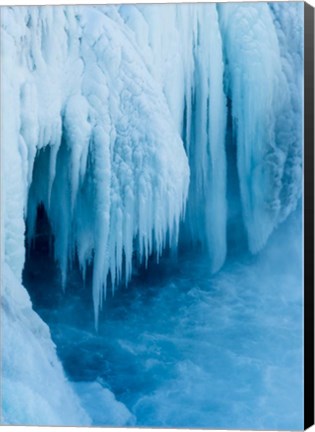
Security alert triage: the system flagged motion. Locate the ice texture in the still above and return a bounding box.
[1,263,90,425]
[120,4,228,271]
[1,4,303,318]
[1,6,189,325]
[1,3,303,426]
[218,2,303,252]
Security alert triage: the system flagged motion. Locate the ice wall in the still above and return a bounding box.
[120,2,303,263]
[218,2,303,253]
[120,4,227,271]
[1,3,303,318]
[1,6,189,324]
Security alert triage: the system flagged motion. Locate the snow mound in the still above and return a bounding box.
[1,263,91,426]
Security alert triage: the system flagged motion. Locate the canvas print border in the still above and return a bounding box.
[1,1,314,429]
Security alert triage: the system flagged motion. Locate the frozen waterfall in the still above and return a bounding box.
[1,2,304,427]
[1,3,303,324]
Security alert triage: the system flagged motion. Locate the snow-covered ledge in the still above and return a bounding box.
[1,263,90,425]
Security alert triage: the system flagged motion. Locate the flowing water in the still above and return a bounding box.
[23,210,303,429]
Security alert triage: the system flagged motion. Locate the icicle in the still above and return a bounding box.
[2,3,302,330]
[218,2,302,253]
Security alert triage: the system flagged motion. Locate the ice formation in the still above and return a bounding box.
[121,4,228,272]
[1,4,303,319]
[218,2,303,253]
[1,3,303,424]
[1,6,190,325]
[1,263,90,425]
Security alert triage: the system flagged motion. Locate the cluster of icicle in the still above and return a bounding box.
[1,3,303,326]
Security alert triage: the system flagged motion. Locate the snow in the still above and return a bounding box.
[1,263,90,425]
[1,262,137,426]
[1,3,303,427]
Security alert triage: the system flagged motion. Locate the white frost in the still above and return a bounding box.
[1,263,91,425]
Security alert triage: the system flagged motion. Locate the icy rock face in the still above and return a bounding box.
[1,6,189,323]
[1,263,91,425]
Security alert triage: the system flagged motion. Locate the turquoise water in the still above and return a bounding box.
[25,211,303,429]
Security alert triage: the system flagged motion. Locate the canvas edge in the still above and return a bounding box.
[304,1,315,430]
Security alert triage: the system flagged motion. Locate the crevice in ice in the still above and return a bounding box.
[225,97,247,256]
[23,203,61,309]
[27,203,54,259]
[23,200,96,317]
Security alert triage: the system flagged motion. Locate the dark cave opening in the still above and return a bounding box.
[22,200,178,325]
[23,203,64,309]
[23,201,94,320]
[21,112,248,330]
